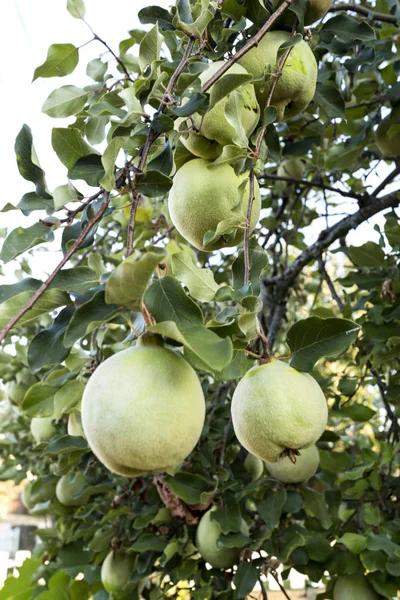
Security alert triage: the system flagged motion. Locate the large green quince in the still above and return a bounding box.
[196,506,249,569]
[239,31,317,120]
[168,158,261,251]
[231,360,328,462]
[81,339,205,476]
[376,113,400,157]
[334,574,380,600]
[101,551,133,594]
[265,444,319,483]
[178,61,260,159]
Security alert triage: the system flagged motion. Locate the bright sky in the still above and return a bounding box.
[0,0,396,284]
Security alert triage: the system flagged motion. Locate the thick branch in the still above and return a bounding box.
[329,3,398,24]
[201,0,294,92]
[372,164,400,197]
[0,193,111,345]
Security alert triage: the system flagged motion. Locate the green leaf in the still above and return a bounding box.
[164,472,214,505]
[384,212,400,247]
[233,563,259,599]
[210,505,243,534]
[139,23,163,72]
[320,14,376,44]
[53,380,85,419]
[42,85,88,118]
[43,435,88,455]
[258,488,287,530]
[208,73,253,110]
[0,222,54,263]
[22,383,56,418]
[0,557,42,600]
[15,125,47,195]
[33,44,79,81]
[172,92,209,117]
[225,90,249,148]
[99,138,123,191]
[53,182,82,210]
[28,307,74,372]
[232,238,268,295]
[171,250,219,302]
[16,191,53,214]
[67,0,85,19]
[287,316,361,372]
[51,267,98,294]
[68,154,105,186]
[105,251,165,309]
[340,403,376,422]
[64,290,121,347]
[348,242,386,267]
[367,533,400,558]
[52,127,96,169]
[302,488,332,529]
[0,278,41,304]
[144,276,203,327]
[337,533,368,554]
[86,58,107,82]
[0,289,70,329]
[131,533,167,552]
[136,170,173,197]
[138,6,175,31]
[314,83,345,119]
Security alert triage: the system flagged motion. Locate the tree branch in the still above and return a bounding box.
[328,3,399,24]
[0,193,111,345]
[92,33,134,82]
[244,168,256,284]
[372,164,400,197]
[201,0,295,93]
[318,255,344,310]
[258,172,365,202]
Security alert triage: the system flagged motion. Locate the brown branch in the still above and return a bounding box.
[259,576,268,600]
[270,571,292,600]
[126,171,140,258]
[328,3,398,24]
[201,0,295,93]
[159,37,196,115]
[244,169,256,284]
[92,33,134,82]
[0,192,110,345]
[372,164,400,197]
[318,255,344,310]
[258,172,365,202]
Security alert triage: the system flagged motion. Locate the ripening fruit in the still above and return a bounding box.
[333,574,380,600]
[81,338,205,476]
[238,31,317,120]
[277,158,304,179]
[265,444,319,483]
[179,61,260,159]
[196,506,249,569]
[67,411,85,438]
[55,471,89,507]
[30,417,55,443]
[244,453,264,481]
[375,114,400,157]
[271,0,332,26]
[231,360,328,462]
[101,551,133,593]
[168,159,261,251]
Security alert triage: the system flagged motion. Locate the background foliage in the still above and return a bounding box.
[0,0,399,598]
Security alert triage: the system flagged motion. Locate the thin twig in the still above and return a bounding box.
[0,193,110,345]
[244,168,256,284]
[219,416,232,466]
[258,173,365,202]
[201,0,294,93]
[126,172,140,258]
[259,575,268,600]
[371,164,400,197]
[270,571,292,600]
[328,3,398,24]
[92,32,134,82]
[318,255,344,310]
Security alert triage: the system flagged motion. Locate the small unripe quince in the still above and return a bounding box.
[30,417,55,443]
[196,506,249,569]
[334,574,380,600]
[101,550,133,593]
[168,159,261,252]
[56,471,89,507]
[277,158,304,179]
[179,61,260,159]
[376,114,400,157]
[82,342,205,476]
[239,31,317,120]
[244,452,264,480]
[231,360,328,462]
[272,0,332,26]
[265,444,319,483]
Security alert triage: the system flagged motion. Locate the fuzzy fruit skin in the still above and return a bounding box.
[82,345,205,476]
[277,158,304,180]
[333,574,380,600]
[179,61,260,159]
[265,444,319,483]
[30,417,55,443]
[56,472,89,507]
[168,159,261,251]
[244,453,264,481]
[272,0,331,26]
[376,115,400,157]
[196,507,249,569]
[101,551,133,593]
[238,31,317,121]
[231,360,328,462]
